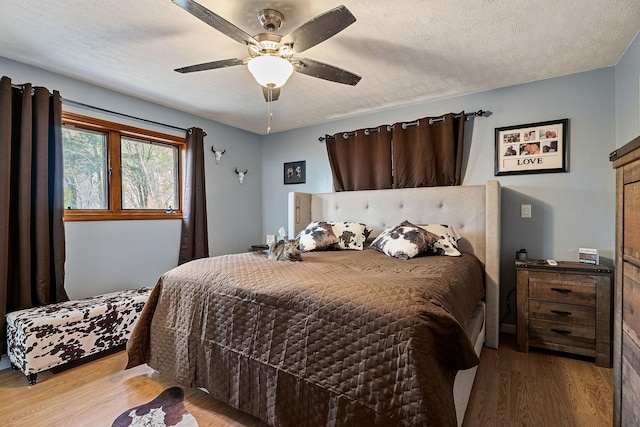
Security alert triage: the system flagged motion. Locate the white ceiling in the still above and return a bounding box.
[1,1,639,135]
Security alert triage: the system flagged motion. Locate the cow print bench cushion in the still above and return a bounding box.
[6,287,152,384]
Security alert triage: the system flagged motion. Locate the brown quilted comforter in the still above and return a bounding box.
[127,249,485,427]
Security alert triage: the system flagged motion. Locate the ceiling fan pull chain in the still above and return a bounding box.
[266,86,273,134]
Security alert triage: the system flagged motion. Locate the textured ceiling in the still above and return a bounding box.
[1,0,639,135]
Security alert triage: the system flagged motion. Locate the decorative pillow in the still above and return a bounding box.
[418,224,462,256]
[371,220,439,260]
[298,221,339,251]
[327,221,372,250]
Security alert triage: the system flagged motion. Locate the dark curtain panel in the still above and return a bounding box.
[178,127,209,265]
[0,76,68,351]
[392,112,466,188]
[325,127,392,191]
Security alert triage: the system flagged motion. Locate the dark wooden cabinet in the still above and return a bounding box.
[611,134,640,426]
[516,260,613,367]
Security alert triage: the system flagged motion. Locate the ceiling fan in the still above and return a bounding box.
[172,0,362,103]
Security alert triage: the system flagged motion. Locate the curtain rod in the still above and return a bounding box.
[10,82,192,134]
[318,109,487,142]
[61,98,191,134]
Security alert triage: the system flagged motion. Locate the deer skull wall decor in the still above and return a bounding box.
[211,146,226,164]
[235,167,248,184]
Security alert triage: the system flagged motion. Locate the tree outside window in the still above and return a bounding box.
[62,113,184,221]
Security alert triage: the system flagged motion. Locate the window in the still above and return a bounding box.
[62,112,184,220]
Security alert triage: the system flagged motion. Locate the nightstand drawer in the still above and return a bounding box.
[529,319,596,355]
[529,300,596,327]
[529,274,596,305]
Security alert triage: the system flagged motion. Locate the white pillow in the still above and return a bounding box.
[419,224,462,256]
[327,221,372,250]
[371,221,439,260]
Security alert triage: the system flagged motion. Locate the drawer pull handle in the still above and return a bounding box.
[550,328,572,336]
[550,288,572,294]
[550,310,572,316]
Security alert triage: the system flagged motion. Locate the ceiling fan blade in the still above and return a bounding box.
[175,58,244,73]
[287,5,356,53]
[294,58,361,86]
[172,0,261,48]
[262,86,281,102]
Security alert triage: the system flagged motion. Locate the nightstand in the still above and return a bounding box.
[516,260,613,367]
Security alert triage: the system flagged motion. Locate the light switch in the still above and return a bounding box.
[521,204,532,218]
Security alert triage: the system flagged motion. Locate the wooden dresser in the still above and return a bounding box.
[516,260,613,367]
[610,135,640,426]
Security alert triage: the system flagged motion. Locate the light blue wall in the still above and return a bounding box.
[2,56,263,299]
[5,28,639,322]
[261,67,617,326]
[615,31,640,146]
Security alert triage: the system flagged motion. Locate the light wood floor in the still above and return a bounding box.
[0,334,612,427]
[464,334,613,426]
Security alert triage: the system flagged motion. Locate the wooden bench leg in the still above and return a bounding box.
[27,373,37,386]
[9,362,36,385]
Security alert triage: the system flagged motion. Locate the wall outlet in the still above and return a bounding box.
[521,204,532,218]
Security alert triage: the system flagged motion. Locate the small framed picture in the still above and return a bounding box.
[284,160,306,185]
[494,119,569,176]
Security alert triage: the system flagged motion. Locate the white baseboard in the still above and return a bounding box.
[500,323,516,335]
[0,354,11,371]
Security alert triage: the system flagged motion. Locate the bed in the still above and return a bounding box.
[127,181,501,426]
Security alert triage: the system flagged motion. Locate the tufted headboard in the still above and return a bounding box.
[288,181,501,348]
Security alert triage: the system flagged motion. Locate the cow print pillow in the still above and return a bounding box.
[371,220,440,260]
[298,221,339,251]
[327,221,372,250]
[418,224,462,256]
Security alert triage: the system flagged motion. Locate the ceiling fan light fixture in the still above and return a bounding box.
[247,55,294,88]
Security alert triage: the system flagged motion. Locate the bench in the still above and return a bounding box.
[5,287,152,385]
